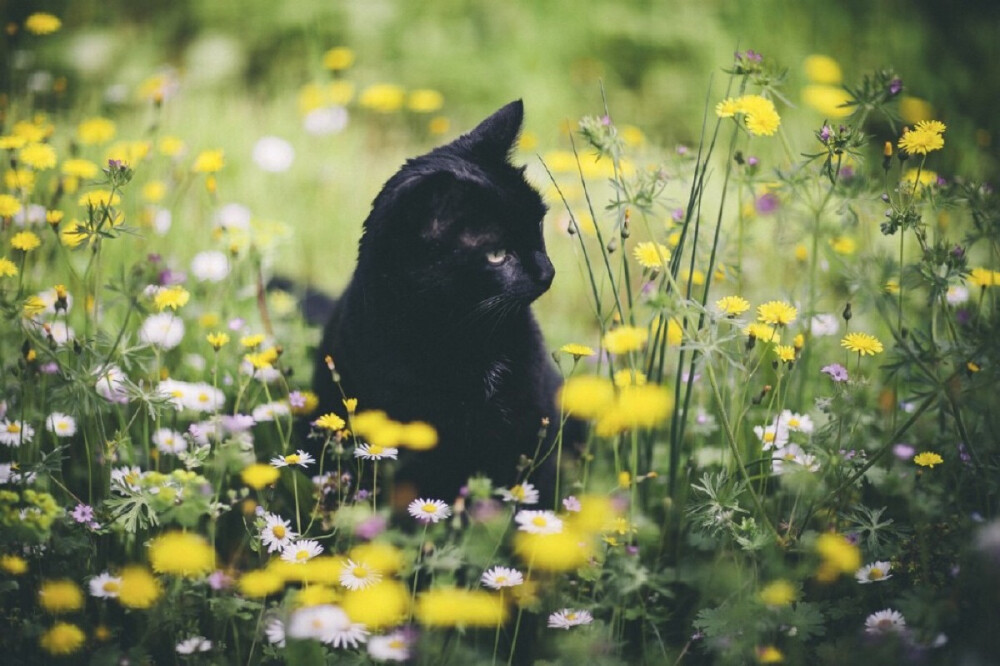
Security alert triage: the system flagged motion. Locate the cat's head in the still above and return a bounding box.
[358,100,553,315]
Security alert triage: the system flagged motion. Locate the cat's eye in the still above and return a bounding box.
[486,249,508,264]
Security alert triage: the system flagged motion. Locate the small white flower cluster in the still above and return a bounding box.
[157,378,226,412]
[266,616,409,661]
[753,409,819,475]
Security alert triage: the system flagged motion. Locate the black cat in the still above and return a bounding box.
[312,100,566,503]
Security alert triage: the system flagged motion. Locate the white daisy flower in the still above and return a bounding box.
[303,107,349,136]
[139,312,185,350]
[367,631,410,662]
[150,206,172,235]
[0,463,13,484]
[753,422,789,451]
[946,285,969,306]
[110,466,143,493]
[515,510,563,535]
[339,559,381,591]
[864,608,906,635]
[777,410,814,434]
[281,539,323,564]
[547,608,594,629]
[771,444,820,474]
[35,286,73,315]
[46,321,74,346]
[156,378,190,410]
[152,428,187,455]
[252,401,290,422]
[325,622,369,649]
[0,420,35,447]
[498,482,540,505]
[260,513,297,554]
[215,203,252,231]
[270,450,315,469]
[89,572,122,599]
[855,561,893,584]
[810,313,840,337]
[481,566,524,590]
[241,359,282,383]
[190,250,231,283]
[45,412,77,438]
[264,617,286,647]
[407,498,451,524]
[95,364,130,403]
[252,136,295,173]
[175,636,212,654]
[353,443,399,461]
[287,604,351,643]
[182,382,226,412]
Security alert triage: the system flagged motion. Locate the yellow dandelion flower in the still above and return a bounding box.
[60,220,87,248]
[715,98,740,118]
[5,168,35,193]
[241,463,280,490]
[294,585,340,608]
[237,570,284,598]
[968,267,999,288]
[840,332,883,356]
[913,451,943,468]
[398,421,438,450]
[560,343,595,359]
[18,143,57,170]
[117,566,162,609]
[78,190,121,208]
[815,532,861,580]
[803,54,843,84]
[774,345,796,363]
[149,531,215,578]
[359,84,406,113]
[757,300,797,326]
[602,325,648,354]
[322,46,355,71]
[12,119,51,143]
[915,119,947,135]
[142,180,167,203]
[158,136,185,157]
[830,236,856,255]
[0,554,28,574]
[77,117,116,146]
[0,135,27,150]
[594,384,673,435]
[329,80,355,106]
[314,412,346,432]
[745,107,782,136]
[0,194,22,218]
[240,333,265,349]
[715,295,751,317]
[416,588,507,628]
[803,84,853,118]
[61,158,99,179]
[38,579,84,614]
[899,126,944,155]
[407,89,444,113]
[632,241,671,269]
[793,333,805,350]
[514,530,592,572]
[349,542,404,576]
[744,322,777,343]
[105,140,150,166]
[192,149,225,173]
[25,13,62,35]
[154,286,190,311]
[39,623,86,656]
[757,645,785,664]
[11,231,41,252]
[613,368,647,387]
[558,375,615,420]
[245,347,279,369]
[759,579,797,607]
[342,580,410,629]
[206,331,230,350]
[0,257,19,278]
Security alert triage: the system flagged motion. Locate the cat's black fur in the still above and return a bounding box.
[313,100,565,502]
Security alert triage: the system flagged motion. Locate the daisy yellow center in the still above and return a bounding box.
[511,486,525,500]
[788,418,800,428]
[272,525,286,539]
[531,516,547,527]
[312,619,323,629]
[567,613,577,621]
[170,390,184,398]
[783,453,795,461]
[285,454,301,464]
[389,639,405,649]
[8,424,20,434]
[352,566,368,578]
[295,550,310,561]
[869,567,883,580]
[197,392,210,403]
[763,432,775,443]
[369,444,384,455]
[125,472,140,484]
[102,581,120,593]
[495,575,508,584]
[421,504,437,513]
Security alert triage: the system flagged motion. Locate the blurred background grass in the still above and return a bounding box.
[3,0,998,346]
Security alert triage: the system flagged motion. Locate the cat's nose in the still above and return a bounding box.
[532,252,555,291]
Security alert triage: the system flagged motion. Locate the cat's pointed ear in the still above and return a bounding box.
[464,100,524,161]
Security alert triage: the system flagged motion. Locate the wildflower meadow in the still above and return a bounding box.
[2,5,1000,665]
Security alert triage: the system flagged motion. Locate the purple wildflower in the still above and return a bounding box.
[889,78,903,96]
[562,496,581,512]
[893,443,916,460]
[819,125,832,143]
[671,207,685,223]
[71,503,95,524]
[287,391,307,409]
[821,363,849,382]
[755,192,780,215]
